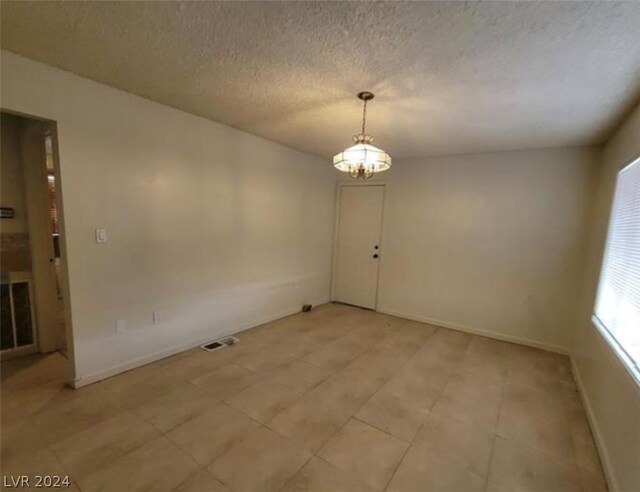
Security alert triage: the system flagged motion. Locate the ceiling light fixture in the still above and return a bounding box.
[333,91,391,180]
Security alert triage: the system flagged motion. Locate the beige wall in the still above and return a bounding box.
[1,113,29,234]
[1,112,32,272]
[573,103,640,492]
[1,51,335,384]
[338,147,600,352]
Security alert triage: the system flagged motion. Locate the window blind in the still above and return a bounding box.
[594,157,640,378]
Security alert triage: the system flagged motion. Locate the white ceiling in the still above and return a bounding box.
[2,1,640,159]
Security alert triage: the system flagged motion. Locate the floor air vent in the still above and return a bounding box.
[200,335,239,352]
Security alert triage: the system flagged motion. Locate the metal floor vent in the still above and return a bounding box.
[200,335,239,352]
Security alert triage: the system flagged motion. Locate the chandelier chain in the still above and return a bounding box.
[361,98,368,135]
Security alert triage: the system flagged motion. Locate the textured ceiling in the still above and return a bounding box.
[2,1,640,158]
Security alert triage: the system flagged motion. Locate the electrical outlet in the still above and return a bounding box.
[95,228,108,243]
[153,311,162,325]
[116,320,126,333]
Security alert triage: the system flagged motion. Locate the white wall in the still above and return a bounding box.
[338,147,600,352]
[1,51,335,384]
[573,103,640,492]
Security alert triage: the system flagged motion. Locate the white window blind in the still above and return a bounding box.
[594,157,640,381]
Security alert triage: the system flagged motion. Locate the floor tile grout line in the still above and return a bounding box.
[31,434,78,491]
[308,412,365,476]
[303,369,389,457]
[497,433,588,476]
[276,448,316,492]
[262,330,432,462]
[381,398,432,492]
[207,459,237,492]
[327,333,456,491]
[162,434,218,490]
[490,366,585,486]
[46,409,163,487]
[165,400,263,490]
[377,343,471,491]
[385,326,448,375]
[351,413,416,445]
[168,461,210,491]
[498,374,582,465]
[315,454,377,490]
[204,383,330,491]
[481,365,508,492]
[76,434,191,491]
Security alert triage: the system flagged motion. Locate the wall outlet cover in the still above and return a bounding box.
[95,228,108,243]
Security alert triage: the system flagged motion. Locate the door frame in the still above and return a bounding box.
[330,182,387,310]
[1,108,76,382]
[20,119,64,353]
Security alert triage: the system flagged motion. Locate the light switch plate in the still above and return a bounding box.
[95,228,108,243]
[153,311,162,325]
[116,320,126,333]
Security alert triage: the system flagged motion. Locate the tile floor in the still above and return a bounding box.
[0,303,607,491]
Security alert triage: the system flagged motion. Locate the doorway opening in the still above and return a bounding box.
[332,184,385,310]
[1,111,73,378]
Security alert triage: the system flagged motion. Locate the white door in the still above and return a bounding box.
[333,185,385,309]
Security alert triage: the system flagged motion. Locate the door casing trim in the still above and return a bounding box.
[330,182,387,311]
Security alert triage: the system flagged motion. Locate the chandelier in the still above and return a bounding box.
[333,92,391,179]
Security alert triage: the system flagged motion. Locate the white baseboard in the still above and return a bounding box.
[73,298,330,388]
[378,308,571,355]
[570,357,618,492]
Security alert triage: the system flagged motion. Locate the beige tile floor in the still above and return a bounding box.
[0,303,608,492]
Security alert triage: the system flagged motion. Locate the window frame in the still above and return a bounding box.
[592,155,640,387]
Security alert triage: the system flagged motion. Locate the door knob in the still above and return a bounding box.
[373,254,379,259]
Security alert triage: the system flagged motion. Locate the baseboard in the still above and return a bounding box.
[570,357,618,492]
[378,307,571,355]
[73,298,330,388]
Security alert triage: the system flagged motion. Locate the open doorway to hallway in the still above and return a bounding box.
[1,111,72,374]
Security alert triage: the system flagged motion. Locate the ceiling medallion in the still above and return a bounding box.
[333,91,391,179]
